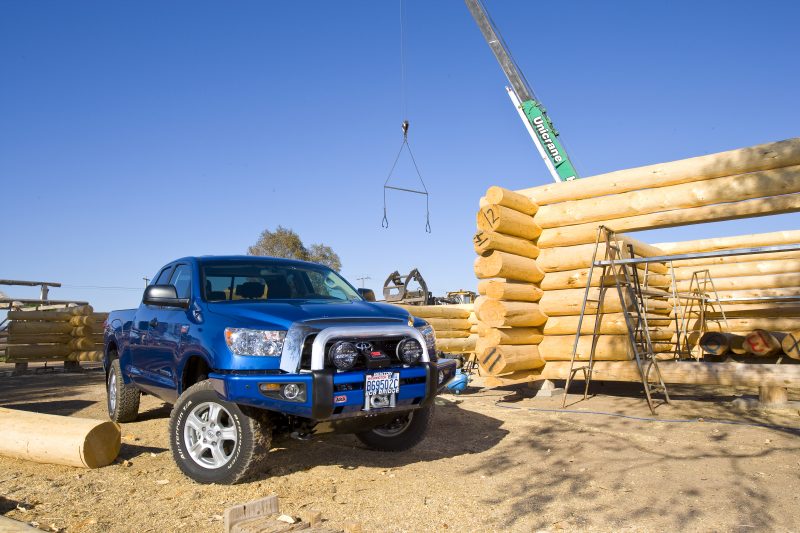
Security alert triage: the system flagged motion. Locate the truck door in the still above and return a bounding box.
[134,263,192,402]
[129,264,174,389]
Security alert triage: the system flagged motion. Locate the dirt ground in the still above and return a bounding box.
[1,368,799,533]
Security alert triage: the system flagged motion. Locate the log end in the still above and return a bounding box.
[82,421,122,468]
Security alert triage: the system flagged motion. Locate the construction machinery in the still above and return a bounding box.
[382,269,476,305]
[465,0,580,183]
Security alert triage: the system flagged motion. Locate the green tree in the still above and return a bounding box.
[248,226,342,271]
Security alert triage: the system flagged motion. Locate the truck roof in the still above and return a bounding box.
[173,255,329,269]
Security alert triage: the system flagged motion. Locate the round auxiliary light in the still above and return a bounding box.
[330,341,358,371]
[283,383,302,400]
[397,338,423,365]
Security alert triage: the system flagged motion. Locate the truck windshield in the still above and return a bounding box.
[201,262,362,303]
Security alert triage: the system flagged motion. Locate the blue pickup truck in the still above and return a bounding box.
[103,256,456,484]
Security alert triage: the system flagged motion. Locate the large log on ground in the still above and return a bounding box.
[779,332,800,360]
[541,360,800,388]
[541,267,670,291]
[0,407,120,468]
[477,300,548,328]
[517,138,800,205]
[8,321,74,335]
[675,272,800,293]
[533,165,800,229]
[656,229,800,255]
[538,335,674,361]
[478,345,544,375]
[485,186,538,215]
[474,251,545,283]
[393,305,471,319]
[477,326,543,345]
[424,318,472,331]
[477,204,542,240]
[473,229,540,258]
[672,260,800,281]
[542,314,674,337]
[536,239,668,274]
[537,193,800,248]
[743,330,788,356]
[477,279,543,302]
[436,335,477,353]
[539,287,673,316]
[699,332,745,356]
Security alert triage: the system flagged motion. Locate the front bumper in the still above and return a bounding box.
[208,358,457,420]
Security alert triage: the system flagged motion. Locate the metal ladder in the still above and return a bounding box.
[676,269,730,359]
[562,226,671,415]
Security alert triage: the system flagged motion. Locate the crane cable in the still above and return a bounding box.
[381,0,431,233]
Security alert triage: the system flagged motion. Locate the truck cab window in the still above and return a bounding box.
[170,264,192,299]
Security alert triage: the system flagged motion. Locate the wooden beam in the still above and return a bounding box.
[675,272,800,292]
[477,300,548,327]
[538,335,673,361]
[534,165,800,229]
[476,326,543,346]
[478,345,544,375]
[542,313,674,336]
[392,304,471,319]
[541,267,670,291]
[656,229,800,255]
[477,279,543,302]
[671,259,800,281]
[541,360,800,388]
[538,193,800,248]
[474,251,545,283]
[485,186,538,215]
[536,238,668,274]
[539,287,673,317]
[473,229,540,258]
[516,138,800,205]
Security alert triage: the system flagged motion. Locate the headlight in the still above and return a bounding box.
[329,341,358,371]
[224,328,285,356]
[417,324,436,353]
[397,338,423,365]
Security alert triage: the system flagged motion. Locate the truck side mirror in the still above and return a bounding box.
[143,285,190,308]
[357,288,376,302]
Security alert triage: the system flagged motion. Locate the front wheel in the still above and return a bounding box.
[355,405,434,452]
[169,380,271,484]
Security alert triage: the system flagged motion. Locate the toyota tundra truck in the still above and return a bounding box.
[103,256,456,484]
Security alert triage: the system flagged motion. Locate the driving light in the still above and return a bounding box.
[397,338,423,365]
[225,328,285,356]
[282,383,305,402]
[330,341,358,371]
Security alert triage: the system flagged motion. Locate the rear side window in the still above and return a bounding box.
[170,264,192,299]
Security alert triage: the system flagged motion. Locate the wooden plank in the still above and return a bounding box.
[517,138,800,205]
[224,495,280,533]
[541,360,800,388]
[534,165,800,229]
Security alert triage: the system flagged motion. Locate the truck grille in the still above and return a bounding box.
[299,335,414,371]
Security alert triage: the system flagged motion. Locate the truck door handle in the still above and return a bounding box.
[149,318,159,328]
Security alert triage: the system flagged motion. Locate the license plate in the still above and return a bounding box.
[365,372,400,397]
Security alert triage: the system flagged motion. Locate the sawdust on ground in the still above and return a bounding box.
[0,369,799,532]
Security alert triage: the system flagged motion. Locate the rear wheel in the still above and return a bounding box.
[355,405,434,452]
[169,380,271,484]
[107,357,140,423]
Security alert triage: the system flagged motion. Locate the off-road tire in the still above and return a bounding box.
[169,380,272,484]
[355,405,434,452]
[107,357,140,423]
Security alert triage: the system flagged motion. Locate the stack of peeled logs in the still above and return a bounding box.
[3,306,108,363]
[473,137,800,380]
[394,304,478,355]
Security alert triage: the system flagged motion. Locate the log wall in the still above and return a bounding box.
[472,137,800,384]
[2,307,107,363]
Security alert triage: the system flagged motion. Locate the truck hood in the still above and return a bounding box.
[205,300,411,330]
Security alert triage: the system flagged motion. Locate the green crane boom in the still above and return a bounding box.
[464,0,579,182]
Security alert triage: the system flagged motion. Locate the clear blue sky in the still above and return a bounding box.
[2,0,798,311]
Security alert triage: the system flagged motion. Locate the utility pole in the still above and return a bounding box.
[143,277,150,287]
[356,276,371,289]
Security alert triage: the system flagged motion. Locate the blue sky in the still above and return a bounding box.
[2,0,798,311]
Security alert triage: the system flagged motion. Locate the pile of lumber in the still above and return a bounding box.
[473,137,800,383]
[2,306,107,363]
[395,304,478,354]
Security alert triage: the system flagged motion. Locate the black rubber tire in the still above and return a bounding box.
[169,380,272,484]
[107,357,140,423]
[355,405,434,452]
